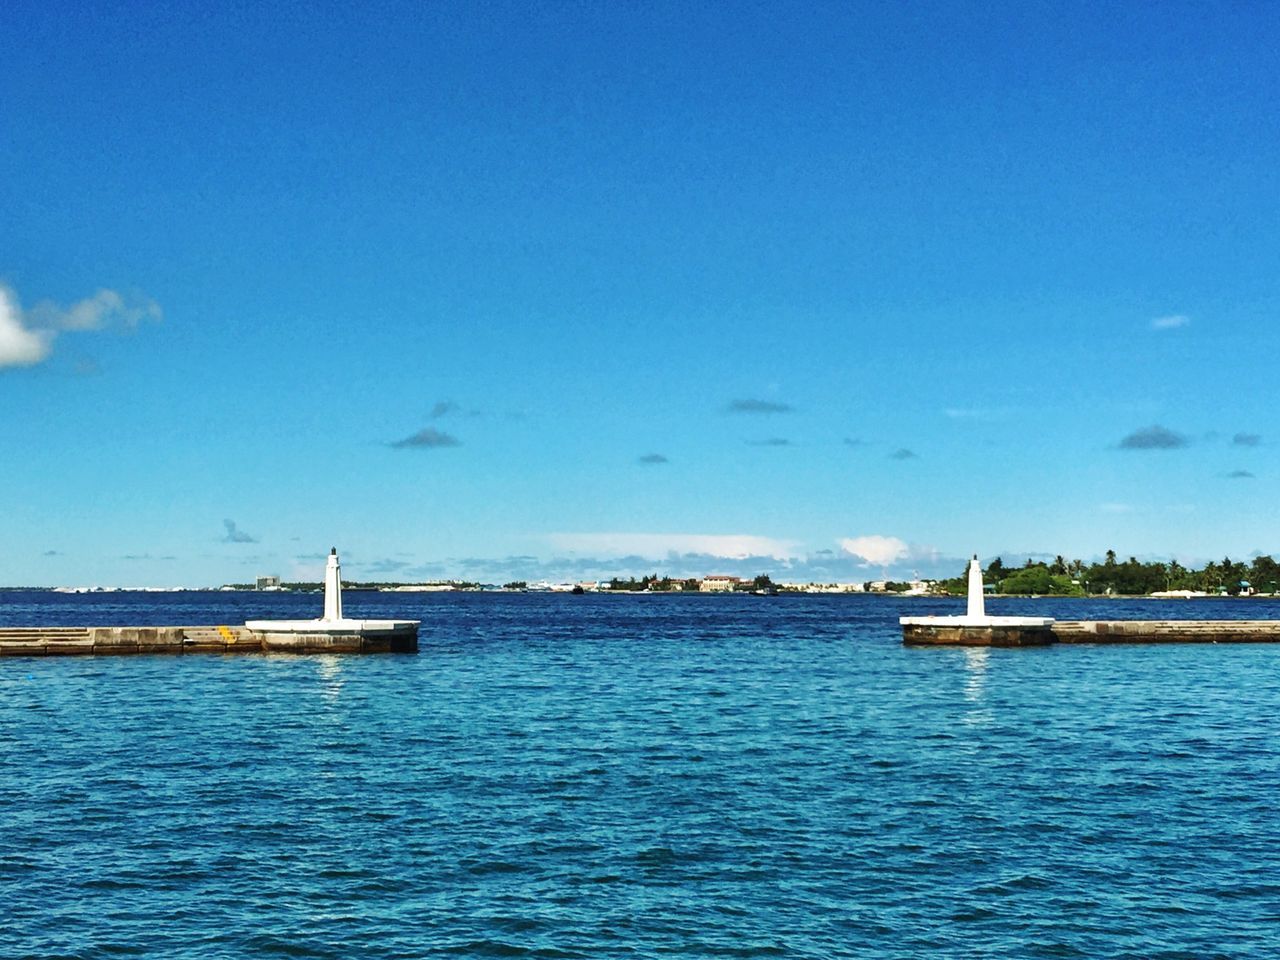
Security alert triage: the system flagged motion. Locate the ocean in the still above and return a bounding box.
[2,591,1278,958]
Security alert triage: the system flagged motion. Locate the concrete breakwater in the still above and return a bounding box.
[899,556,1280,647]
[0,552,422,657]
[902,619,1280,647]
[0,624,418,656]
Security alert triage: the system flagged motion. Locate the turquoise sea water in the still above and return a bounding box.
[2,592,1279,958]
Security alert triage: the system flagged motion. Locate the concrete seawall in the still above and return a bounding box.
[0,625,418,656]
[899,621,1056,647]
[1051,620,1280,644]
[903,619,1280,647]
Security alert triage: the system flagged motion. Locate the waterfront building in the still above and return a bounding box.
[700,575,741,592]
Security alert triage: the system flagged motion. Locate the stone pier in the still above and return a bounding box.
[0,623,418,657]
[899,553,1280,647]
[0,548,424,657]
[902,619,1280,646]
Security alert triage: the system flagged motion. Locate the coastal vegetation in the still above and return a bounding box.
[935,552,1280,597]
[607,575,698,592]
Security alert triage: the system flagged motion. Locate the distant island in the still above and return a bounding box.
[221,552,1280,598]
[14,552,1278,597]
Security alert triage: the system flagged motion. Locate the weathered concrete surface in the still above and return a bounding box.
[257,625,418,654]
[0,627,90,657]
[904,619,1280,646]
[0,624,418,656]
[1052,620,1280,644]
[902,622,1057,647]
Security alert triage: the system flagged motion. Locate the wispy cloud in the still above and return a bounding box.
[363,558,412,574]
[1100,502,1135,514]
[390,427,461,449]
[428,400,459,419]
[840,535,909,566]
[727,398,794,415]
[0,285,160,369]
[222,519,258,544]
[889,448,918,460]
[31,289,162,332]
[325,540,972,584]
[1151,314,1190,330]
[843,437,866,447]
[1233,432,1262,447]
[1226,469,1255,479]
[747,437,791,447]
[638,453,669,465]
[1119,425,1188,450]
[548,532,802,561]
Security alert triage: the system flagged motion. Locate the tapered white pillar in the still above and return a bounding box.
[323,547,343,621]
[966,555,985,619]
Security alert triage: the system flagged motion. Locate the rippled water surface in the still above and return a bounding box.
[3,592,1280,958]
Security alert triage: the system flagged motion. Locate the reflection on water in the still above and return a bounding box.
[316,654,345,703]
[961,646,992,726]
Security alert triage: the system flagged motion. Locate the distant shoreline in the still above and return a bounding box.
[2,586,1277,599]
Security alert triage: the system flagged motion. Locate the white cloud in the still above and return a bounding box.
[1151,314,1190,330]
[0,285,160,370]
[548,532,802,560]
[839,534,910,566]
[31,288,162,331]
[0,288,52,368]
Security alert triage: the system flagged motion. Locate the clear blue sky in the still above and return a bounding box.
[2,1,1277,586]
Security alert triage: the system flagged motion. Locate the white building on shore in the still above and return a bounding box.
[699,575,741,592]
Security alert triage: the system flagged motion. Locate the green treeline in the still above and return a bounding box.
[608,575,700,592]
[937,552,1280,597]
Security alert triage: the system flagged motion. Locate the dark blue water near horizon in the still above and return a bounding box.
[3,592,1279,958]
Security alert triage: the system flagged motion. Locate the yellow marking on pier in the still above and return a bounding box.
[217,625,236,642]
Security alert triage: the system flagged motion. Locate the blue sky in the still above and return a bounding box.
[2,1,1278,586]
